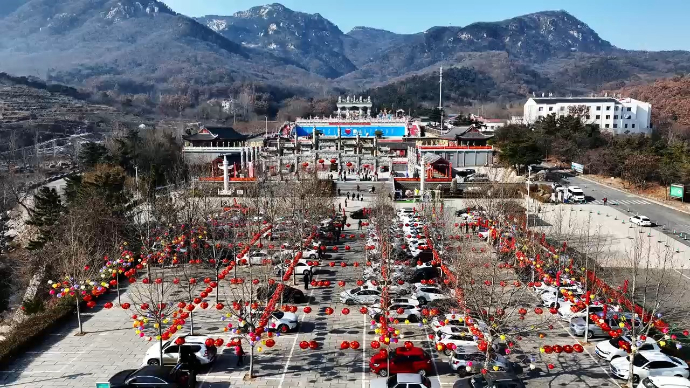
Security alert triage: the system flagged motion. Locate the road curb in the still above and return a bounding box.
[578,175,690,216]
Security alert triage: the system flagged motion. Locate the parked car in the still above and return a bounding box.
[411,267,441,283]
[267,310,300,333]
[431,314,488,333]
[610,351,690,384]
[340,286,382,305]
[450,350,523,377]
[256,284,306,303]
[369,373,438,388]
[415,286,449,305]
[570,315,640,339]
[596,336,662,362]
[630,215,653,227]
[370,302,421,323]
[452,372,526,388]
[142,335,216,366]
[435,327,477,355]
[637,376,690,388]
[369,346,433,377]
[247,251,272,265]
[274,259,316,277]
[108,366,189,388]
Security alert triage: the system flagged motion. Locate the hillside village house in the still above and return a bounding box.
[523,96,651,134]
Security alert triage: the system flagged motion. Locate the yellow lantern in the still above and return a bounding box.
[500,334,506,341]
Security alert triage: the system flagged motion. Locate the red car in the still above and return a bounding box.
[369,346,433,377]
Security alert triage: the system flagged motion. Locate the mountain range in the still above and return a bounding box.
[0,1,689,111]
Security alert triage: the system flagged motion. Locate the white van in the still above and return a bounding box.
[567,186,586,203]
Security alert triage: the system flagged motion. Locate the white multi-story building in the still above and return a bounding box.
[523,96,652,134]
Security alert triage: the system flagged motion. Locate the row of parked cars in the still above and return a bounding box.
[528,272,690,388]
[365,208,528,388]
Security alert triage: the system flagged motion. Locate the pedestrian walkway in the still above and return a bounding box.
[589,199,650,205]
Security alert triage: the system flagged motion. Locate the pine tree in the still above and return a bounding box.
[78,142,109,168]
[27,187,64,250]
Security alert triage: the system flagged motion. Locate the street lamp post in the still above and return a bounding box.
[264,116,268,138]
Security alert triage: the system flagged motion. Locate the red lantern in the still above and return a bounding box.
[330,159,337,164]
[303,306,312,314]
[534,307,543,315]
[340,341,350,350]
[573,344,584,353]
[205,338,214,347]
[266,339,276,348]
[175,337,185,346]
[299,341,309,350]
[360,306,368,314]
[371,340,380,349]
[318,159,325,164]
[338,281,346,287]
[325,307,334,315]
[342,308,350,315]
[121,302,130,309]
[350,341,360,350]
[404,341,413,349]
[103,302,113,309]
[309,340,318,350]
[86,301,97,309]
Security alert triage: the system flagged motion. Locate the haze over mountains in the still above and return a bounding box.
[0,1,689,107]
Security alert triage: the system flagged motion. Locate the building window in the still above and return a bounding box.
[615,106,619,111]
[596,106,601,111]
[606,106,611,111]
[585,115,590,119]
[614,115,618,119]
[560,106,565,111]
[548,107,553,111]
[596,115,600,119]
[605,124,610,128]
[632,123,636,128]
[627,107,632,111]
[538,107,544,111]
[606,115,610,119]
[613,124,618,128]
[625,124,628,129]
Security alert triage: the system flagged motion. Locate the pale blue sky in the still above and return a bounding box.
[163,0,690,51]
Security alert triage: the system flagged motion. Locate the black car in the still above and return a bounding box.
[257,283,306,303]
[411,267,440,283]
[453,371,526,388]
[108,366,189,387]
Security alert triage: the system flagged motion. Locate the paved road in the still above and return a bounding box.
[567,176,690,246]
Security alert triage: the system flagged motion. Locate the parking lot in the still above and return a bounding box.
[0,197,636,388]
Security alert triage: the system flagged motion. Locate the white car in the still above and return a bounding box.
[431,314,488,333]
[275,260,315,276]
[340,286,382,305]
[415,286,449,305]
[142,335,217,366]
[369,302,421,322]
[370,373,439,388]
[435,327,478,355]
[630,215,653,227]
[611,351,689,383]
[596,336,662,362]
[391,297,420,306]
[637,376,690,388]
[248,251,272,265]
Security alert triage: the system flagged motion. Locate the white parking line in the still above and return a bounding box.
[420,324,442,387]
[278,282,316,388]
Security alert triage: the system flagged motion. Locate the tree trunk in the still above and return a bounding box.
[76,297,83,335]
[189,310,195,335]
[158,326,164,365]
[249,344,255,378]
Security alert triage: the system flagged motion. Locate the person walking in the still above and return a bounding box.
[303,272,310,290]
[347,192,351,200]
[344,199,348,208]
[357,184,360,192]
[235,343,245,367]
[338,203,342,212]
[338,188,341,196]
[358,219,362,230]
[603,197,608,206]
[176,346,200,386]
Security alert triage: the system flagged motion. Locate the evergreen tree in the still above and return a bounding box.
[27,187,64,250]
[429,108,444,126]
[78,142,109,168]
[63,174,83,206]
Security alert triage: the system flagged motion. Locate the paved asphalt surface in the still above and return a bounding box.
[565,175,690,246]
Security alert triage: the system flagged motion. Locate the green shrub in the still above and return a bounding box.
[0,297,74,363]
[20,297,45,315]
